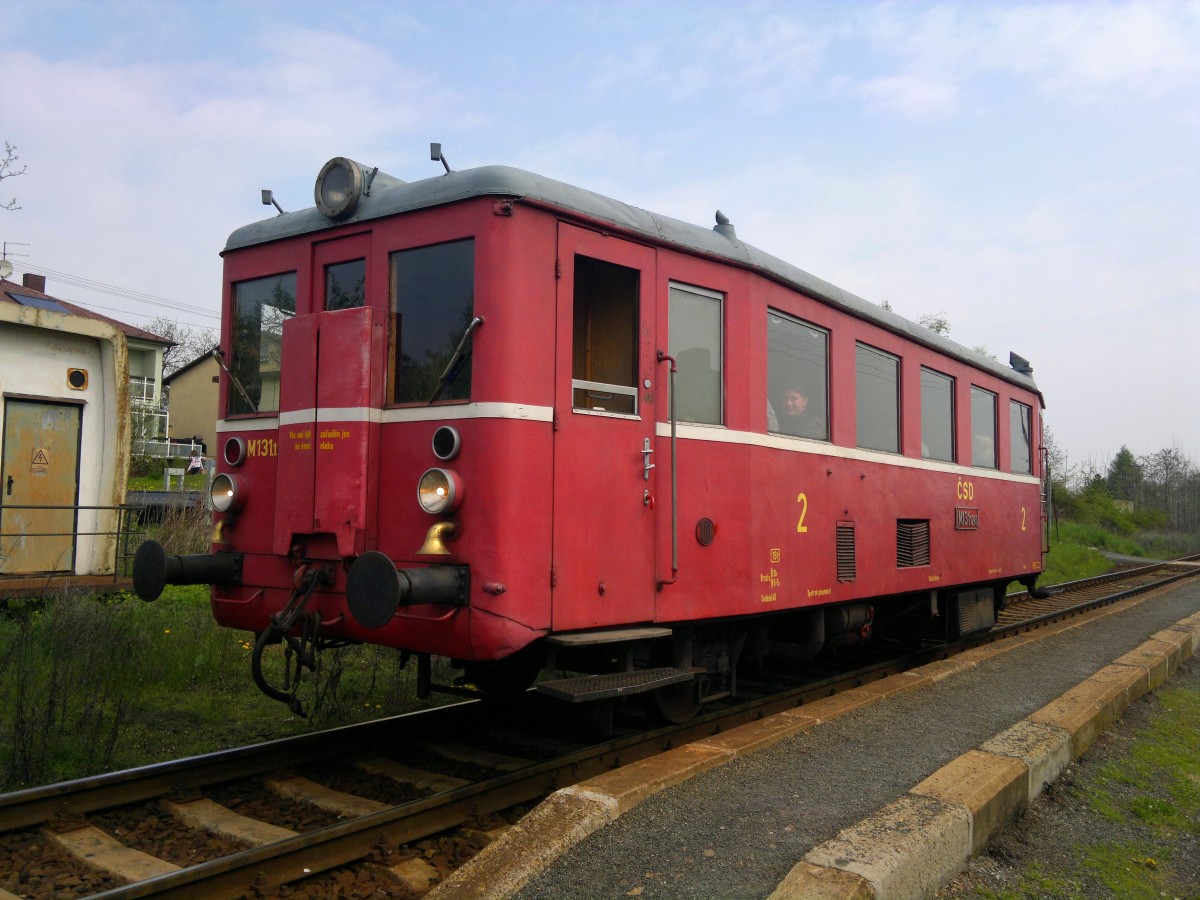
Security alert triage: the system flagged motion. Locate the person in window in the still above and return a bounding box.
[186,450,205,475]
[777,381,824,439]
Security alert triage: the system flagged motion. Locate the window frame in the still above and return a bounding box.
[766,309,829,441]
[855,341,901,454]
[919,366,955,462]
[387,238,476,407]
[226,270,297,417]
[970,386,998,469]
[668,281,725,426]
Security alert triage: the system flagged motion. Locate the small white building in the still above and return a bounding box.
[0,274,169,577]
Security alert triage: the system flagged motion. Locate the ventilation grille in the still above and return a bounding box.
[897,519,931,567]
[836,522,856,582]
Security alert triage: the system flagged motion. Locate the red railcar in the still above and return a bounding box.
[135,152,1047,718]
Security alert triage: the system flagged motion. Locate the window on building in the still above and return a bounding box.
[669,283,723,425]
[1010,400,1033,474]
[389,239,475,404]
[228,272,297,416]
[571,255,639,415]
[971,387,998,468]
[767,311,828,440]
[856,343,900,453]
[325,258,366,310]
[920,367,955,462]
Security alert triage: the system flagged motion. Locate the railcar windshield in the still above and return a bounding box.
[389,239,475,404]
[228,272,297,416]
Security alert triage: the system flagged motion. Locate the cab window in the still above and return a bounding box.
[389,239,475,404]
[228,272,296,416]
[325,258,365,310]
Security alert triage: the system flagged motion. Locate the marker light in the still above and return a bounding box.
[417,468,463,515]
[209,473,245,513]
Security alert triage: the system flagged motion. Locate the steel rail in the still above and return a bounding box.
[4,561,1197,898]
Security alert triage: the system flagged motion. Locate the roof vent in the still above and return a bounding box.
[713,210,737,241]
[1009,352,1033,375]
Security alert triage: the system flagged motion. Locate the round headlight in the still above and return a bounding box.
[223,436,247,467]
[314,157,365,220]
[417,468,463,515]
[209,473,245,513]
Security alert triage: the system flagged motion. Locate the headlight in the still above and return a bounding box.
[210,473,245,513]
[417,468,463,514]
[314,157,366,220]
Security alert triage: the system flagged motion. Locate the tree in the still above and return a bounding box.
[144,316,218,375]
[2,143,26,211]
[1105,446,1142,502]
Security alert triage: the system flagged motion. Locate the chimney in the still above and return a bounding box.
[22,273,46,293]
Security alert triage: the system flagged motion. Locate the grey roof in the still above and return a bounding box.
[225,165,1039,395]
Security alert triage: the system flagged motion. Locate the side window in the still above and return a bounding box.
[325,258,365,310]
[920,367,955,462]
[767,311,828,440]
[669,283,723,425]
[571,255,639,415]
[389,239,475,404]
[228,272,296,416]
[971,387,998,468]
[856,343,900,453]
[1010,400,1033,474]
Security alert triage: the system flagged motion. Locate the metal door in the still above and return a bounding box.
[1,399,82,573]
[552,223,658,630]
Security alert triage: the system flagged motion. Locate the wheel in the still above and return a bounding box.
[460,649,542,696]
[649,680,702,724]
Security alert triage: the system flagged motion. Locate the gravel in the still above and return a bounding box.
[517,582,1200,899]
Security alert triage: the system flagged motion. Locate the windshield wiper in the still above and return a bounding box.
[428,316,485,403]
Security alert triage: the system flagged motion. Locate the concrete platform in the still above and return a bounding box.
[430,579,1200,899]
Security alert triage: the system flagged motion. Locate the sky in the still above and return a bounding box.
[3,0,1198,471]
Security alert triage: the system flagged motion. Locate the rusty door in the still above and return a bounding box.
[0,399,82,574]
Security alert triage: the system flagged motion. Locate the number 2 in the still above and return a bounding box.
[797,492,809,533]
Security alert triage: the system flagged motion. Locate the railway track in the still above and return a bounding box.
[2,560,1196,899]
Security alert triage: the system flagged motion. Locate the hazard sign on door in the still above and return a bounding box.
[31,448,49,474]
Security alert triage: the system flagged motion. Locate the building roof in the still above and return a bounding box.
[0,277,174,346]
[163,347,219,383]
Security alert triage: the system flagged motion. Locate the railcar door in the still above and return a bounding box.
[0,399,82,574]
[552,224,658,631]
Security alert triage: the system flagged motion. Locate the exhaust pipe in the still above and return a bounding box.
[132,540,243,601]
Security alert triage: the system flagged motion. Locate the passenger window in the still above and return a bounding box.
[228,272,296,416]
[767,311,828,440]
[971,387,998,468]
[669,283,723,425]
[1010,400,1032,474]
[856,343,900,453]
[325,258,365,310]
[389,239,475,404]
[572,255,639,415]
[920,367,955,462]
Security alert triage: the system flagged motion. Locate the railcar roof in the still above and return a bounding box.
[225,165,1040,396]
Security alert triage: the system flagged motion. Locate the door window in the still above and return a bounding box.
[571,255,639,415]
